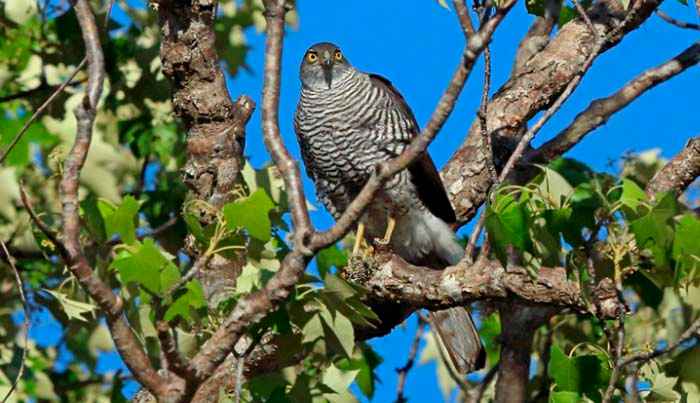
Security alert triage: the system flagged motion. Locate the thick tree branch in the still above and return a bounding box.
[57,0,175,399]
[494,305,554,403]
[442,0,664,224]
[646,136,700,197]
[529,42,700,164]
[343,253,623,318]
[511,0,561,76]
[187,0,309,383]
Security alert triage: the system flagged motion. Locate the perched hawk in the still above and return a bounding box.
[294,42,484,373]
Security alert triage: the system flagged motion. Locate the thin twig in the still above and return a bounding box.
[0,241,30,403]
[622,316,700,367]
[0,0,112,165]
[465,35,493,260]
[0,78,86,104]
[602,316,700,403]
[395,316,428,403]
[0,58,87,165]
[465,363,499,403]
[572,0,597,35]
[656,10,700,30]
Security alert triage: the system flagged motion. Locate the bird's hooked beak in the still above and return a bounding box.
[321,51,333,89]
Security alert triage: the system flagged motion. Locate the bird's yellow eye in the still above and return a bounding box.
[306,52,318,63]
[334,50,342,60]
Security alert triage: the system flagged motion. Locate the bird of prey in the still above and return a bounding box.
[294,42,484,374]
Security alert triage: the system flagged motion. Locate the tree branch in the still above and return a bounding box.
[529,42,700,164]
[0,241,29,403]
[343,253,623,318]
[494,305,554,403]
[442,0,663,225]
[395,316,427,403]
[656,10,700,30]
[511,0,561,76]
[56,0,175,398]
[0,58,86,165]
[646,136,700,197]
[602,315,700,402]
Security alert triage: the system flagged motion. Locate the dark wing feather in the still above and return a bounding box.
[369,74,457,224]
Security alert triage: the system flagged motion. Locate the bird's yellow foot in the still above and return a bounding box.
[375,216,396,246]
[351,222,374,258]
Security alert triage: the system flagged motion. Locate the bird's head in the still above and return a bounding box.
[300,42,352,90]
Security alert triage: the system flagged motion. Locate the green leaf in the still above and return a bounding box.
[337,345,382,399]
[324,274,357,301]
[420,329,458,399]
[332,310,355,358]
[549,158,595,187]
[4,0,38,26]
[0,117,57,167]
[317,245,348,278]
[235,262,276,295]
[164,280,207,322]
[103,195,140,244]
[322,364,359,394]
[485,192,529,263]
[642,372,681,401]
[672,214,700,278]
[630,192,678,270]
[223,189,275,241]
[44,290,97,322]
[302,314,324,345]
[537,166,575,209]
[548,346,611,400]
[81,194,107,242]
[620,178,647,216]
[111,238,180,294]
[480,313,501,367]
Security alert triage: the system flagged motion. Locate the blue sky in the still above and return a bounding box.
[27,0,699,401]
[225,1,698,401]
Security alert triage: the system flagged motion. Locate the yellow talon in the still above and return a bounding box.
[352,222,366,255]
[378,216,396,245]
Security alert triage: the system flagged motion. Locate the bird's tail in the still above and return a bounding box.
[422,211,486,374]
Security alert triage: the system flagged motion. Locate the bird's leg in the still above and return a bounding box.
[377,216,396,245]
[352,222,366,255]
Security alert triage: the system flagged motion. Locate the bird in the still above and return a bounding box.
[293,42,485,374]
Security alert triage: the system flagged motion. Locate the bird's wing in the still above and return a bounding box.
[369,74,457,224]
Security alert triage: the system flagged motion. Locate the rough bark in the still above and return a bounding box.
[494,305,554,403]
[343,254,623,319]
[155,0,255,306]
[646,136,700,197]
[441,0,664,224]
